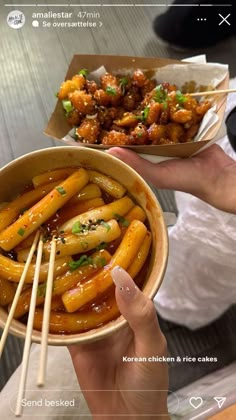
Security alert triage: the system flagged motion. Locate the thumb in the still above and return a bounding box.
[111,266,165,352]
[107,147,172,189]
[107,147,152,175]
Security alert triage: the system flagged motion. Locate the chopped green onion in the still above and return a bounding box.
[17,227,25,237]
[72,221,83,234]
[162,102,168,110]
[113,213,130,227]
[95,242,108,251]
[119,77,128,95]
[136,106,149,122]
[100,221,111,231]
[37,283,46,297]
[62,100,73,114]
[95,256,107,268]
[175,90,187,104]
[69,254,93,271]
[120,77,128,86]
[80,241,89,250]
[78,69,89,77]
[153,84,168,103]
[69,254,107,271]
[56,186,66,196]
[142,106,149,121]
[106,86,117,96]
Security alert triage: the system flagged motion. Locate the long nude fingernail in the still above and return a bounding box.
[111,266,138,302]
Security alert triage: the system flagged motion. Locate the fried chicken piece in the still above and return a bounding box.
[182,95,198,110]
[122,86,142,111]
[148,121,185,144]
[97,107,119,130]
[184,123,200,142]
[170,108,193,124]
[66,109,82,126]
[168,93,204,127]
[141,79,156,97]
[102,130,132,145]
[109,95,122,107]
[98,130,109,144]
[116,107,126,119]
[144,83,176,108]
[69,90,96,115]
[97,107,113,124]
[114,112,138,128]
[141,91,153,107]
[122,93,136,111]
[148,124,168,144]
[76,118,100,144]
[146,102,162,125]
[101,73,119,91]
[129,124,149,145]
[94,88,122,107]
[196,101,211,116]
[162,82,177,93]
[132,69,147,88]
[159,108,170,125]
[86,80,98,94]
[94,89,111,107]
[118,75,132,95]
[164,91,178,109]
[110,124,126,133]
[167,123,185,143]
[58,75,86,100]
[100,73,122,106]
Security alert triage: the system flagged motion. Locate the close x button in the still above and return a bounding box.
[218,13,231,26]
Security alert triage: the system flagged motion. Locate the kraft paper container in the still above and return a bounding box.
[0,147,168,345]
[44,55,229,158]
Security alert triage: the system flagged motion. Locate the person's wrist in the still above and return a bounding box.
[212,161,236,213]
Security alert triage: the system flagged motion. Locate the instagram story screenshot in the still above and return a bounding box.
[0,1,235,419]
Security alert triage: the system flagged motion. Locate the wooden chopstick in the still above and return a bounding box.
[189,88,236,97]
[0,230,40,359]
[37,236,57,387]
[15,233,44,417]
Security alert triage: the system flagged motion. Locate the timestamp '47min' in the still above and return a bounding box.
[77,12,100,19]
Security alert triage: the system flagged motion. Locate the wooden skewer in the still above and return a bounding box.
[0,230,40,359]
[37,236,57,387]
[189,88,236,97]
[15,234,44,417]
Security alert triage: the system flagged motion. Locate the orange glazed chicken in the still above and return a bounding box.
[57,68,211,145]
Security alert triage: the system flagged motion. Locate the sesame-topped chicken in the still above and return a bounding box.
[57,68,211,145]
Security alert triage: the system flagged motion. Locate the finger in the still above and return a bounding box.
[107,147,189,191]
[107,147,162,185]
[111,266,166,354]
[107,146,214,196]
